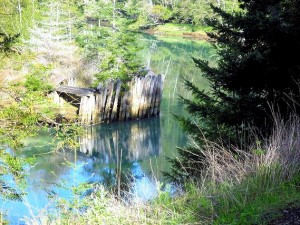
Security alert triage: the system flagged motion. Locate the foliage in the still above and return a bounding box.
[172,115,300,225]
[0,0,40,42]
[27,115,300,225]
[172,0,240,25]
[95,27,143,83]
[126,0,172,29]
[36,167,296,224]
[0,150,28,201]
[178,0,300,146]
[126,0,240,29]
[75,0,143,85]
[0,33,20,53]
[54,124,84,150]
[0,35,35,203]
[146,4,173,25]
[24,65,52,92]
[0,63,53,203]
[0,59,79,207]
[203,167,300,225]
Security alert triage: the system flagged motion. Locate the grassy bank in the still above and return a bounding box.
[145,23,211,40]
[25,115,300,225]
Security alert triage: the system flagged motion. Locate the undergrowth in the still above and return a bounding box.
[26,115,300,225]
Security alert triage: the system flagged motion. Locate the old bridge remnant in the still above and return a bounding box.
[51,73,164,125]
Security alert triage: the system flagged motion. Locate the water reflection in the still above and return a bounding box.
[79,118,161,163]
[18,119,164,222]
[131,162,158,201]
[78,118,162,191]
[139,34,216,100]
[1,35,214,223]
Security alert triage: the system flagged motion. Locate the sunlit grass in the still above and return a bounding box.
[150,23,212,39]
[26,115,300,224]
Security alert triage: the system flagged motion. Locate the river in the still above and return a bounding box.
[0,34,215,224]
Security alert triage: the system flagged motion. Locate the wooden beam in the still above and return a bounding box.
[56,86,96,97]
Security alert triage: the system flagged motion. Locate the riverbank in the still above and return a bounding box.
[23,115,300,225]
[144,23,211,40]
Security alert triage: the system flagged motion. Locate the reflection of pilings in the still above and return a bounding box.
[79,118,161,163]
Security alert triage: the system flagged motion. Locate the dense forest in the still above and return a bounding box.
[1,0,300,224]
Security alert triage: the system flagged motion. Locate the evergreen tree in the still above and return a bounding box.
[0,33,19,53]
[76,0,143,85]
[181,0,300,141]
[168,0,300,181]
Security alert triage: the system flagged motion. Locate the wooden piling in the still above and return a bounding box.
[53,72,164,125]
[111,80,122,121]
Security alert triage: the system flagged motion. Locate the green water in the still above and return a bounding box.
[1,35,215,224]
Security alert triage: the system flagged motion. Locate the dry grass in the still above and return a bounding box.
[183,114,300,186]
[26,115,300,225]
[26,185,199,225]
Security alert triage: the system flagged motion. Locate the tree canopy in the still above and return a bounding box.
[167,0,300,181]
[180,0,300,141]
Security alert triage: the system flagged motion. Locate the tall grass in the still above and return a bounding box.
[196,114,300,224]
[197,114,300,184]
[27,115,300,225]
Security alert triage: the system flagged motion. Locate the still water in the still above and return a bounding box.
[1,35,215,224]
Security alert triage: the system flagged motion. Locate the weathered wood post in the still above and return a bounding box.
[111,80,122,121]
[52,72,164,125]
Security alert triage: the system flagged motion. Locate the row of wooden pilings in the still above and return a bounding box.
[53,73,164,125]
